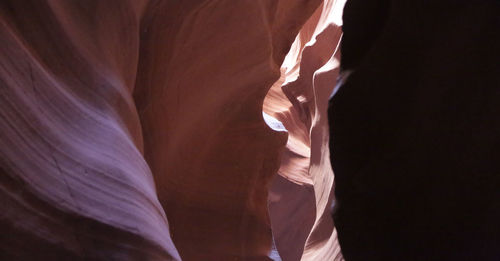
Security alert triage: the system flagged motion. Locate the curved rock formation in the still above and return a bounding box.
[133,0,322,260]
[0,1,180,260]
[1,0,343,260]
[264,1,346,260]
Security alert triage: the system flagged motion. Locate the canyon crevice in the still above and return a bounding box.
[4,1,497,260]
[1,0,344,260]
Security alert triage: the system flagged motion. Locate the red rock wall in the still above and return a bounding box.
[133,0,322,260]
[0,0,345,260]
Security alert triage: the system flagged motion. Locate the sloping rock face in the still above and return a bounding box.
[330,1,500,260]
[0,0,340,260]
[264,1,346,260]
[133,1,322,260]
[0,0,179,260]
[0,1,180,260]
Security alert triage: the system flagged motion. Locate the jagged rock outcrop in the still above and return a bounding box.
[264,1,346,260]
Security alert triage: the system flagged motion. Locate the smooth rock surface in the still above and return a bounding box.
[0,1,180,260]
[133,1,323,260]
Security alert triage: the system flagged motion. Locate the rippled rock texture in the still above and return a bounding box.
[0,0,344,260]
[264,1,346,260]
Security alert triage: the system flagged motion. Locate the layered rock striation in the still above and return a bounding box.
[264,1,346,260]
[0,0,180,260]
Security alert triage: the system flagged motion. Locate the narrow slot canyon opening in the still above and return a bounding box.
[3,0,498,260]
[263,1,346,260]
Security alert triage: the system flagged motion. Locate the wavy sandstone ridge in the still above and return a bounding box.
[264,1,346,260]
[0,0,342,260]
[0,1,180,260]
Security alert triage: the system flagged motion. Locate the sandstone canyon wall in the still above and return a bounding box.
[133,0,324,260]
[1,0,345,260]
[264,1,346,260]
[0,1,180,260]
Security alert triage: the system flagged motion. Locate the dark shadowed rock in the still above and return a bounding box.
[329,1,500,260]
